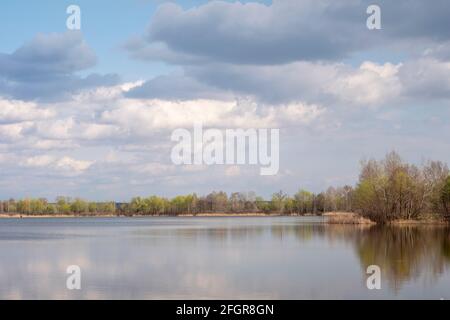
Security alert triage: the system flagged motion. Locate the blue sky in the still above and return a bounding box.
[0,0,169,80]
[0,0,449,200]
[0,0,273,79]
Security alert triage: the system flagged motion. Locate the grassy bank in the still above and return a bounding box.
[323,212,449,225]
[323,212,376,225]
[0,213,117,218]
[0,212,305,218]
[0,211,447,225]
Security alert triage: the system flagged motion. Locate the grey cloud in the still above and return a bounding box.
[128,0,450,66]
[125,73,233,100]
[399,59,450,100]
[1,32,96,78]
[183,62,337,104]
[0,31,120,101]
[378,0,450,41]
[422,42,450,61]
[133,58,450,106]
[122,0,450,104]
[1,73,120,102]
[135,0,367,65]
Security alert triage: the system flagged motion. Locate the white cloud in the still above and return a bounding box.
[22,155,55,168]
[133,162,176,175]
[399,58,450,99]
[327,62,402,106]
[0,98,54,123]
[34,139,79,150]
[22,155,93,174]
[100,98,324,136]
[55,156,93,172]
[0,122,33,142]
[77,123,122,140]
[225,166,241,177]
[71,81,144,104]
[34,118,75,140]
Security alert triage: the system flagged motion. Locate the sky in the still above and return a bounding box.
[0,0,449,201]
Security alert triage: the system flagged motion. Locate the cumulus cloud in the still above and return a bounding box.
[327,62,402,106]
[127,0,450,66]
[33,118,122,141]
[22,155,93,174]
[0,31,120,100]
[0,98,54,123]
[128,0,365,64]
[126,58,450,106]
[55,156,93,172]
[127,61,403,106]
[125,74,232,101]
[399,58,450,100]
[0,122,33,142]
[122,0,450,107]
[3,32,96,76]
[22,155,55,168]
[2,1,450,199]
[100,98,324,136]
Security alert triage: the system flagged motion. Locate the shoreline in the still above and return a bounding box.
[0,212,301,219]
[0,211,448,225]
[320,212,449,225]
[388,219,449,226]
[0,214,117,219]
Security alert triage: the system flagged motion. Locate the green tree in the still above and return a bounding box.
[130,197,145,214]
[97,202,116,214]
[255,197,270,213]
[88,202,97,214]
[441,176,450,217]
[271,190,287,213]
[294,189,313,214]
[45,204,57,215]
[56,197,71,214]
[30,198,46,215]
[70,198,89,214]
[144,196,166,215]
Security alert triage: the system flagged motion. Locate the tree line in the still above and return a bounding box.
[1,152,449,222]
[0,188,356,217]
[0,197,116,215]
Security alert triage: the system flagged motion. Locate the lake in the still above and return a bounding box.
[0,216,449,299]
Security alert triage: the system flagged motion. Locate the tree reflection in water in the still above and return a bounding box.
[269,222,450,291]
[352,225,450,290]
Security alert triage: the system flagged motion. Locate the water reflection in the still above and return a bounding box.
[0,217,449,299]
[269,222,450,291]
[354,226,450,291]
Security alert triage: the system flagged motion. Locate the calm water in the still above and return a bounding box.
[0,216,449,299]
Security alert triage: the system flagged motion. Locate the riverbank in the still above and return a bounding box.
[323,212,449,225]
[0,213,121,219]
[0,212,324,219]
[388,219,449,225]
[0,213,117,218]
[178,212,310,217]
[0,212,448,225]
[323,212,376,225]
[0,213,280,218]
